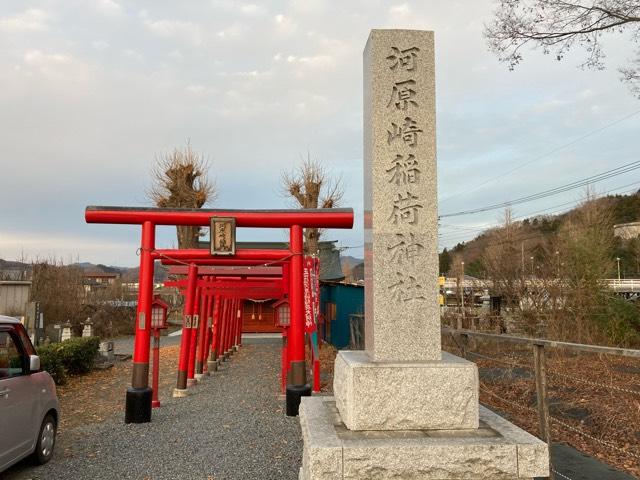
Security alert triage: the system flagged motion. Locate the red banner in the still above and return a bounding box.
[303,256,316,333]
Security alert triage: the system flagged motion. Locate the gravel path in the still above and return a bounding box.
[4,342,302,480]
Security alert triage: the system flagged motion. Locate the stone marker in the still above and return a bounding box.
[363,29,439,363]
[335,28,477,432]
[99,341,115,362]
[299,29,549,480]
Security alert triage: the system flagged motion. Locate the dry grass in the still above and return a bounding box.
[442,336,640,478]
[55,345,180,433]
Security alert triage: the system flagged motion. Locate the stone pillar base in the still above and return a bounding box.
[207,360,218,372]
[172,388,189,398]
[194,373,205,381]
[334,350,479,430]
[299,397,548,480]
[186,378,197,388]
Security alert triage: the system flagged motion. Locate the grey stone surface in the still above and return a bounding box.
[364,29,439,362]
[334,350,479,430]
[300,398,343,480]
[302,27,548,480]
[299,396,549,480]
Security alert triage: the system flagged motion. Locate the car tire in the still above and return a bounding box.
[32,414,56,465]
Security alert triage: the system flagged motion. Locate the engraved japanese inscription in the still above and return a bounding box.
[210,217,236,256]
[384,43,427,303]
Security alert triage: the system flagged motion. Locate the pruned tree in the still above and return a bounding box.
[484,0,640,97]
[281,155,343,255]
[149,143,216,249]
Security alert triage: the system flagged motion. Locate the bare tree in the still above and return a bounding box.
[149,143,216,249]
[281,155,343,255]
[558,189,616,343]
[483,208,523,308]
[30,259,85,335]
[484,0,640,97]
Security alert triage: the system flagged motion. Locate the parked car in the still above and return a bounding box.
[0,315,59,472]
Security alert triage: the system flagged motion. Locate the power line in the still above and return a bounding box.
[439,160,640,219]
[438,181,640,245]
[439,108,640,204]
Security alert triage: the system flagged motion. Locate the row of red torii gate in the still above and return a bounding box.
[85,205,354,422]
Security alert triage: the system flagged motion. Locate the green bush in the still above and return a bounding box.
[593,297,640,347]
[37,336,100,384]
[37,344,67,385]
[57,336,100,374]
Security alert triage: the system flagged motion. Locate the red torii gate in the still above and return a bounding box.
[85,206,353,423]
[164,269,285,390]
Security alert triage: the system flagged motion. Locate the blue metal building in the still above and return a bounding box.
[319,281,364,349]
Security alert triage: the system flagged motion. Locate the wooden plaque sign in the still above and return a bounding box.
[210,217,236,256]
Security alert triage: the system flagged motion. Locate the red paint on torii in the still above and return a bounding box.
[164,271,285,387]
[85,205,353,423]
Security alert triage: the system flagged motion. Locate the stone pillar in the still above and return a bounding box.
[82,318,93,337]
[334,29,478,432]
[364,29,439,362]
[299,29,549,480]
[61,321,73,342]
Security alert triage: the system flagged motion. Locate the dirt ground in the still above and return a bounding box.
[55,345,180,433]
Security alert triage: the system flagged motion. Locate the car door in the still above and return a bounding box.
[0,328,38,470]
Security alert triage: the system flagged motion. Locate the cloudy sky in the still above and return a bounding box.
[1,0,639,266]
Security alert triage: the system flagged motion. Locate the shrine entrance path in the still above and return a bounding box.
[4,338,302,480]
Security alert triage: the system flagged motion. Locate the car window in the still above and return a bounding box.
[0,331,25,379]
[16,327,35,356]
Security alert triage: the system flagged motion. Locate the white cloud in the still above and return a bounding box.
[144,18,205,46]
[92,40,110,50]
[186,84,205,94]
[530,98,571,114]
[274,13,297,35]
[389,3,411,16]
[95,0,123,16]
[123,49,143,60]
[19,49,91,84]
[240,4,266,15]
[0,8,49,32]
[23,50,68,65]
[216,22,246,40]
[0,232,138,264]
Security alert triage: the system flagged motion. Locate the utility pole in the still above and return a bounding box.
[460,261,465,327]
[555,251,560,278]
[616,257,621,282]
[530,256,534,276]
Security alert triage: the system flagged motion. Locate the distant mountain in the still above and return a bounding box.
[341,255,363,270]
[0,259,30,270]
[74,262,127,273]
[121,264,169,283]
[440,191,640,278]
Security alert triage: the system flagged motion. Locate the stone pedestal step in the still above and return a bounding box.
[299,396,549,480]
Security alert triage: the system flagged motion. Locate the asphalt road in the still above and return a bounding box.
[4,340,301,480]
